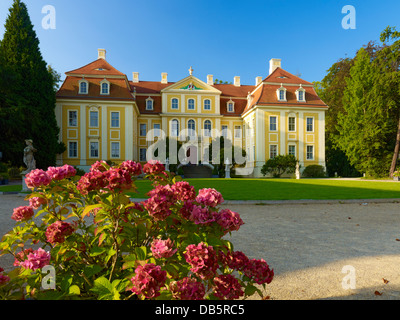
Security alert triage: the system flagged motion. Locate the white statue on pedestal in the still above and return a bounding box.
[22,139,37,174]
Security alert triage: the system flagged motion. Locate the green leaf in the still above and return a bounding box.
[82,204,101,218]
[83,264,102,278]
[68,285,81,295]
[91,276,120,300]
[89,246,107,257]
[135,246,147,260]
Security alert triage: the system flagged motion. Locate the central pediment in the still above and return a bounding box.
[161,75,221,94]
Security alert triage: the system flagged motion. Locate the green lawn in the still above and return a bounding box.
[129,178,400,201]
[2,178,399,201]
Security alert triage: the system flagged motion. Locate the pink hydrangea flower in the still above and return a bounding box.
[46,164,76,180]
[25,169,51,189]
[143,184,175,221]
[77,170,107,195]
[143,160,165,175]
[195,188,224,207]
[103,167,133,192]
[184,242,218,279]
[90,160,109,173]
[14,248,34,267]
[215,209,244,233]
[11,206,34,222]
[244,259,274,285]
[151,238,177,259]
[130,263,167,299]
[0,268,10,285]
[120,160,142,176]
[29,196,47,209]
[170,277,206,300]
[179,200,194,219]
[213,274,244,300]
[189,205,216,225]
[171,181,196,202]
[19,248,51,270]
[45,221,74,244]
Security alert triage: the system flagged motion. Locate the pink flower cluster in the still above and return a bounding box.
[143,184,175,221]
[25,169,51,189]
[143,160,165,175]
[14,248,50,270]
[25,165,76,189]
[151,238,177,259]
[45,221,75,244]
[189,205,215,225]
[77,170,107,195]
[170,277,205,300]
[0,267,10,285]
[46,164,76,181]
[195,188,224,207]
[243,259,274,285]
[171,181,196,202]
[215,209,244,234]
[130,263,167,299]
[184,242,219,279]
[11,206,34,222]
[104,168,133,192]
[213,274,244,300]
[29,195,47,209]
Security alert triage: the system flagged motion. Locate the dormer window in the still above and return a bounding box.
[296,85,306,102]
[146,97,154,110]
[100,79,110,95]
[277,84,287,101]
[79,79,88,94]
[227,99,235,112]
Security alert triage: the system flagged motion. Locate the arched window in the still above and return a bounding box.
[188,99,195,110]
[171,98,179,109]
[188,119,196,136]
[100,81,110,95]
[171,119,179,137]
[146,97,154,110]
[79,81,88,94]
[204,99,211,110]
[204,120,212,137]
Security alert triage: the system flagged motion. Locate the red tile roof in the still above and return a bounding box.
[66,59,126,77]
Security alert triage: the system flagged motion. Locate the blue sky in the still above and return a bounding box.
[1,0,399,85]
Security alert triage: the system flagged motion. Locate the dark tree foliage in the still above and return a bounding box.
[0,0,64,169]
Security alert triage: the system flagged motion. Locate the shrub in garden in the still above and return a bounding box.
[261,154,297,178]
[0,160,273,300]
[302,165,326,178]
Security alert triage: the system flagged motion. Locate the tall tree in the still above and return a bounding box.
[0,0,63,169]
[334,29,400,177]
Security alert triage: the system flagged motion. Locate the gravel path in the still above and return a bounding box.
[1,194,399,300]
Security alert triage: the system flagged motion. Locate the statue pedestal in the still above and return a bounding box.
[21,173,29,192]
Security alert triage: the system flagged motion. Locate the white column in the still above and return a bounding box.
[80,105,86,165]
[318,111,326,167]
[255,108,265,163]
[101,106,108,160]
[298,111,304,164]
[125,105,134,160]
[280,111,285,156]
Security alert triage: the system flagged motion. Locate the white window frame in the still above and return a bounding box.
[68,110,78,127]
[276,85,287,101]
[288,144,296,157]
[188,98,195,110]
[227,99,235,113]
[269,116,278,131]
[288,116,296,132]
[171,119,179,137]
[221,125,228,138]
[153,123,161,137]
[171,98,179,109]
[269,144,278,159]
[110,142,120,159]
[306,117,314,132]
[110,111,120,128]
[306,145,314,160]
[203,120,212,137]
[139,123,147,137]
[203,99,211,110]
[90,141,99,158]
[188,119,196,136]
[146,97,154,110]
[78,79,88,94]
[234,125,241,139]
[68,141,78,158]
[100,79,110,95]
[296,86,306,102]
[89,110,99,128]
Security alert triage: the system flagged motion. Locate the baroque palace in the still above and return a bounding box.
[55,49,328,177]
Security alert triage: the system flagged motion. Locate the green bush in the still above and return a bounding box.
[261,155,297,178]
[303,165,326,178]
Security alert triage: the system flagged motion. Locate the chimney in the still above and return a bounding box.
[207,74,214,85]
[255,76,262,86]
[269,58,281,74]
[234,76,240,87]
[132,72,139,83]
[161,72,168,84]
[98,48,106,60]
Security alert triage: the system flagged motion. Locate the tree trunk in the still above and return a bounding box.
[389,114,400,178]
